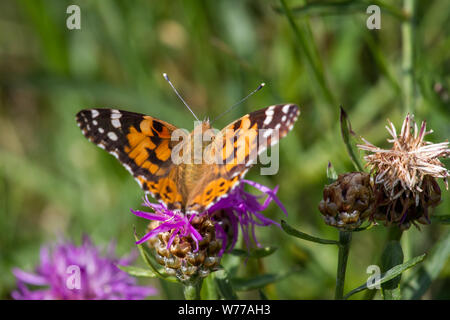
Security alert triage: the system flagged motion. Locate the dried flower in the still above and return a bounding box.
[358,114,449,229]
[372,175,442,230]
[12,236,157,300]
[319,172,373,230]
[132,179,287,280]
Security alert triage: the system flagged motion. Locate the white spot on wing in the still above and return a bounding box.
[263,116,273,125]
[282,104,291,114]
[111,111,122,119]
[263,106,275,125]
[123,163,133,175]
[110,151,119,159]
[91,110,100,118]
[134,177,143,188]
[107,132,118,141]
[111,119,121,128]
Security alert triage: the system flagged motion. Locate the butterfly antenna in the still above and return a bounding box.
[212,82,265,124]
[163,73,200,121]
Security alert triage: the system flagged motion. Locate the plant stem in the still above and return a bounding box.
[401,0,416,113]
[183,279,203,300]
[387,225,404,242]
[335,231,352,299]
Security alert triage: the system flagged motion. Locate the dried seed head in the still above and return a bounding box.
[358,114,449,229]
[358,114,449,201]
[319,172,373,230]
[147,215,222,282]
[373,175,442,230]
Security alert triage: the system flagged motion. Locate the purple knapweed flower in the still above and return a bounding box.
[208,179,287,254]
[132,179,287,255]
[12,236,157,300]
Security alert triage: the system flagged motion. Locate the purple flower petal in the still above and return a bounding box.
[132,179,288,256]
[12,237,157,300]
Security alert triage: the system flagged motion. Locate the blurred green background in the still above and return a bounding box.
[0,0,449,299]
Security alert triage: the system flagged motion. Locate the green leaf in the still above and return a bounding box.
[339,107,364,172]
[215,269,238,300]
[116,264,158,278]
[281,220,339,245]
[381,241,404,289]
[326,161,338,184]
[381,241,404,300]
[230,247,277,259]
[403,231,450,299]
[231,271,290,291]
[344,253,426,299]
[135,233,161,273]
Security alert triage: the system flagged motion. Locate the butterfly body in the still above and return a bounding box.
[76,104,299,214]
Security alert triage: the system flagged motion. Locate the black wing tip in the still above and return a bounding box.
[75,109,92,123]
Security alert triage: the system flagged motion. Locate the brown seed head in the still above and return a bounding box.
[319,172,373,230]
[357,114,449,202]
[147,215,222,282]
[357,114,449,229]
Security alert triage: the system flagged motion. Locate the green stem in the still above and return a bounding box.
[335,231,352,299]
[401,0,416,113]
[183,279,203,300]
[387,226,404,242]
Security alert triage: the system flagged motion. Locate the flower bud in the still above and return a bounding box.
[319,172,373,230]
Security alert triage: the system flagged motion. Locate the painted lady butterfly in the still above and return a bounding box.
[76,104,299,214]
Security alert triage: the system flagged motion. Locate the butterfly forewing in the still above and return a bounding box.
[76,108,185,208]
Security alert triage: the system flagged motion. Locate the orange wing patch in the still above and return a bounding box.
[187,175,240,213]
[219,114,258,172]
[124,117,175,177]
[137,174,183,210]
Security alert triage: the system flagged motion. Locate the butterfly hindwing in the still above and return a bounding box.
[185,104,300,213]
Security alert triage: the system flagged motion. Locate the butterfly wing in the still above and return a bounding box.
[76,108,185,210]
[185,104,300,213]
